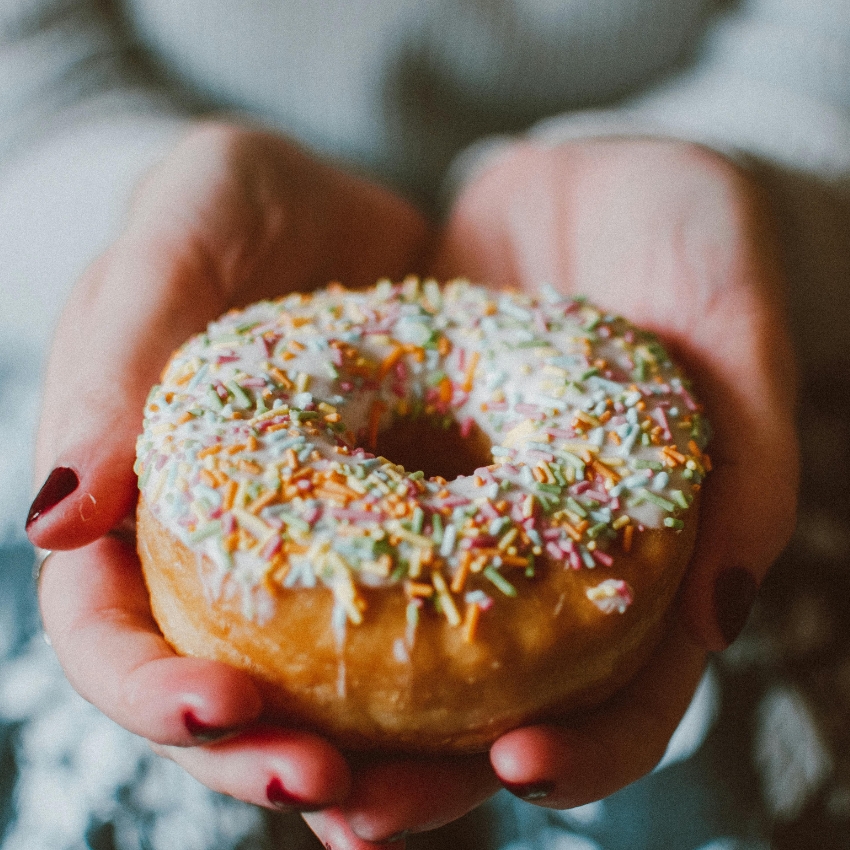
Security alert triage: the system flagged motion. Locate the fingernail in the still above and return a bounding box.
[266,777,323,813]
[26,467,79,529]
[183,710,241,743]
[503,780,555,801]
[714,567,758,646]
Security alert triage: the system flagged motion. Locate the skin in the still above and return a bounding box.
[29,123,798,849]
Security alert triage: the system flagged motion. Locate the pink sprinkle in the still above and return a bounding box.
[652,407,672,440]
[222,513,236,534]
[460,416,476,437]
[546,542,563,559]
[526,450,554,462]
[261,535,283,560]
[571,481,592,494]
[592,550,614,567]
[302,504,322,524]
[515,403,543,417]
[569,550,582,570]
[477,500,500,520]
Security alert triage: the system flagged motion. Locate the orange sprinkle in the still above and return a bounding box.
[324,412,341,423]
[226,443,246,455]
[563,522,584,542]
[247,435,258,452]
[197,444,222,459]
[499,555,530,568]
[462,602,481,643]
[662,446,687,466]
[405,581,434,598]
[238,459,263,475]
[379,344,405,378]
[199,469,218,488]
[608,431,622,445]
[285,448,299,469]
[591,459,621,484]
[702,453,712,472]
[222,480,238,511]
[461,351,481,393]
[288,340,305,352]
[437,335,452,356]
[174,371,194,387]
[623,524,634,552]
[177,411,194,425]
[223,531,239,553]
[438,376,453,404]
[688,439,703,459]
[249,490,278,514]
[368,399,386,450]
[268,366,294,389]
[451,551,472,594]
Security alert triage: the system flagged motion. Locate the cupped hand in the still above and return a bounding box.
[425,136,799,810]
[28,120,429,811]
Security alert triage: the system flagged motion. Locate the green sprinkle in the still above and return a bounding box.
[664,517,685,529]
[587,522,609,539]
[483,566,517,597]
[671,489,690,509]
[536,482,561,495]
[411,506,424,534]
[227,381,252,409]
[431,513,444,545]
[187,521,222,544]
[634,459,664,471]
[640,491,677,512]
[566,497,588,518]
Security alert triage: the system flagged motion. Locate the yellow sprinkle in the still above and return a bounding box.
[432,572,461,627]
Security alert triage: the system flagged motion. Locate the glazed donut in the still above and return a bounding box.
[135,278,710,752]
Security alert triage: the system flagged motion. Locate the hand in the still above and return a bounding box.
[28,120,429,812]
[425,136,799,809]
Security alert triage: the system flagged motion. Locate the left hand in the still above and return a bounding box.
[307,137,799,844]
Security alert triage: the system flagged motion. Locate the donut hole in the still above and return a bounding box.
[371,416,493,481]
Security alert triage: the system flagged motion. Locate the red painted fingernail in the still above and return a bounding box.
[26,467,79,529]
[503,780,555,801]
[266,777,323,812]
[714,567,758,646]
[183,710,241,743]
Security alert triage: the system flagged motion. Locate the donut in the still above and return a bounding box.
[135,278,710,753]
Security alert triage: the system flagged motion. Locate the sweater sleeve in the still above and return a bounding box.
[0,0,189,348]
[450,0,850,371]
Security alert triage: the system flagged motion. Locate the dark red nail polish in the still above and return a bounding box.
[504,780,555,801]
[714,567,758,646]
[26,467,79,529]
[266,777,323,812]
[183,710,241,743]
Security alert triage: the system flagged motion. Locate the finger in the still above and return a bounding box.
[336,753,499,843]
[39,534,263,745]
[27,241,228,550]
[670,274,799,649]
[152,726,351,813]
[303,808,407,850]
[490,614,707,809]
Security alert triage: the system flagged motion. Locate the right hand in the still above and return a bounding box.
[27,120,430,813]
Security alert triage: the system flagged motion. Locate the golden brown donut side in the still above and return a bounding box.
[138,493,698,753]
